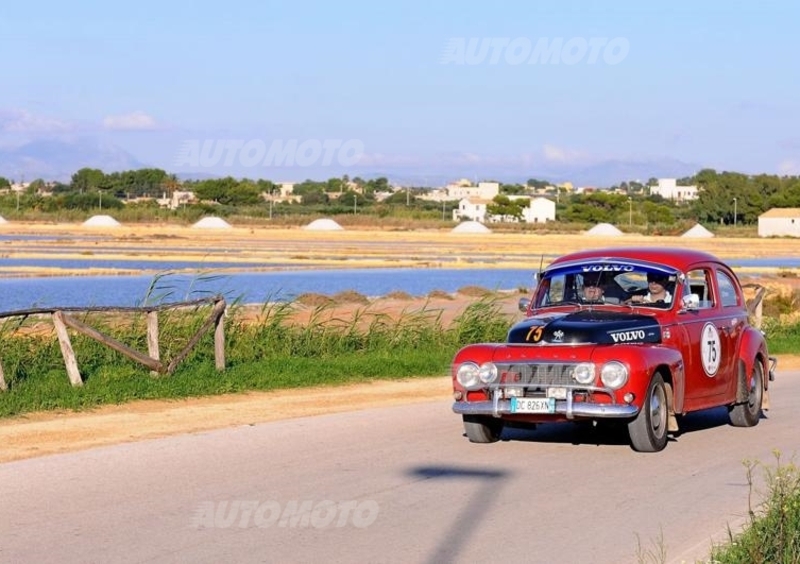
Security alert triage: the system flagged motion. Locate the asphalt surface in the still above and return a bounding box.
[1,370,798,564]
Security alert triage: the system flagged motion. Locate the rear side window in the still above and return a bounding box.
[685,269,715,309]
[716,270,740,307]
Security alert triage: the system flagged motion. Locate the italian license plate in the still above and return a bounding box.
[510,397,556,414]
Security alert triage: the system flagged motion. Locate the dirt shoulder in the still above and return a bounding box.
[2,356,797,465]
[0,376,452,464]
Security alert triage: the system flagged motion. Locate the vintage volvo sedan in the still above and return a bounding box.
[451,247,776,452]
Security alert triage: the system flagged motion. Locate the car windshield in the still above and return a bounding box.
[534,260,680,308]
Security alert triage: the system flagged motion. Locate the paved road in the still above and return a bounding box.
[1,371,798,564]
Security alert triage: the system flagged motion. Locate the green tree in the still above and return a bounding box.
[487,195,525,221]
[70,168,105,193]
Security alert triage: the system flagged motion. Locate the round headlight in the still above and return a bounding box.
[456,362,481,390]
[573,362,596,385]
[478,362,498,384]
[601,361,629,389]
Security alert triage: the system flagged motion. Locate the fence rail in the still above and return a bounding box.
[0,296,227,391]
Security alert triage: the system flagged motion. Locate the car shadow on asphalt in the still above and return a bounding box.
[494,405,759,448]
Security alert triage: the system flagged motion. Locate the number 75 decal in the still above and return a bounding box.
[700,322,721,377]
[526,326,544,343]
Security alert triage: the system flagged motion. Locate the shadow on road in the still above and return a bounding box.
[408,465,510,564]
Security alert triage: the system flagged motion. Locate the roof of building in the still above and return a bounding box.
[759,208,800,219]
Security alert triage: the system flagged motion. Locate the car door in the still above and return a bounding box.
[677,266,729,409]
[714,266,747,400]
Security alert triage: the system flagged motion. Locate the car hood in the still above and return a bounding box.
[507,310,662,345]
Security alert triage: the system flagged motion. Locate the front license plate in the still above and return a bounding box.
[510,397,556,414]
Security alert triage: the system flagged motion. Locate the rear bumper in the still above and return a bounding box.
[452,399,639,419]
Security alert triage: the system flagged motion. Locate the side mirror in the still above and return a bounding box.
[682,294,700,310]
[518,297,531,313]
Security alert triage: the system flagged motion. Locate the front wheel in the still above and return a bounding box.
[729,361,764,427]
[628,373,669,452]
[463,415,503,443]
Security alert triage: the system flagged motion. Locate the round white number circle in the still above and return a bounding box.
[700,322,721,377]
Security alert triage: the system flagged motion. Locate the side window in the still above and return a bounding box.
[716,270,740,307]
[686,268,715,309]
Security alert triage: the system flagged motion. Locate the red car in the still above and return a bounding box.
[451,247,776,452]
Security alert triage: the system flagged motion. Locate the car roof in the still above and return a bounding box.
[548,247,725,273]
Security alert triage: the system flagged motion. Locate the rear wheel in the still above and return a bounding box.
[463,415,503,443]
[628,373,669,452]
[729,361,764,427]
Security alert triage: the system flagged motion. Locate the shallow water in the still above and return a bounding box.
[1,268,536,311]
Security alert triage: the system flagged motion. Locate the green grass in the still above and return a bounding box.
[0,294,512,417]
[708,452,800,563]
[762,318,800,355]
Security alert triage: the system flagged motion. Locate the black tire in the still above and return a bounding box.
[463,415,503,443]
[729,361,764,427]
[628,373,669,452]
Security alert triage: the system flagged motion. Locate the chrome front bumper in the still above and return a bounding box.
[452,394,639,419]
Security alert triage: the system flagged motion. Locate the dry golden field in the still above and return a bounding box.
[1,221,798,277]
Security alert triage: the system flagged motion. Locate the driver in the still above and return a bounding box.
[581,276,606,303]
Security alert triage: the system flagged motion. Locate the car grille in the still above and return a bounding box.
[494,362,580,387]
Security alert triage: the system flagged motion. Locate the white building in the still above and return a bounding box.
[650,178,698,202]
[758,208,800,237]
[522,197,556,223]
[453,198,491,223]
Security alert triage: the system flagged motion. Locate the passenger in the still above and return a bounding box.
[630,273,673,304]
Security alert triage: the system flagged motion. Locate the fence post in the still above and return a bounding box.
[53,311,83,387]
[0,360,7,391]
[214,300,226,371]
[147,310,160,376]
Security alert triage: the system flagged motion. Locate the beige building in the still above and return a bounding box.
[446,181,500,200]
[758,208,800,237]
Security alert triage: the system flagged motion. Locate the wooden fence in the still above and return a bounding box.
[0,296,226,391]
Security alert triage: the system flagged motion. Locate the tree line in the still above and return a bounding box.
[1,167,799,226]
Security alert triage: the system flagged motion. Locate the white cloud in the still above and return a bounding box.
[103,111,158,131]
[542,143,587,163]
[0,109,71,133]
[778,159,799,175]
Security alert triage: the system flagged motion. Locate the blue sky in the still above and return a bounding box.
[1,0,799,183]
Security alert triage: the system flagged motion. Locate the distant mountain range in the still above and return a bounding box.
[0,138,702,187]
[0,138,145,182]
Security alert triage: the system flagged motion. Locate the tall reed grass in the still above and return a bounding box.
[0,293,513,417]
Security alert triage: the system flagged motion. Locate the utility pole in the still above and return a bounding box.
[733,197,737,227]
[628,197,632,226]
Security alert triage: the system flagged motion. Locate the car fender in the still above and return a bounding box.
[737,327,770,395]
[591,345,686,413]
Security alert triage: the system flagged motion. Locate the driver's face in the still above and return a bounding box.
[584,285,603,300]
